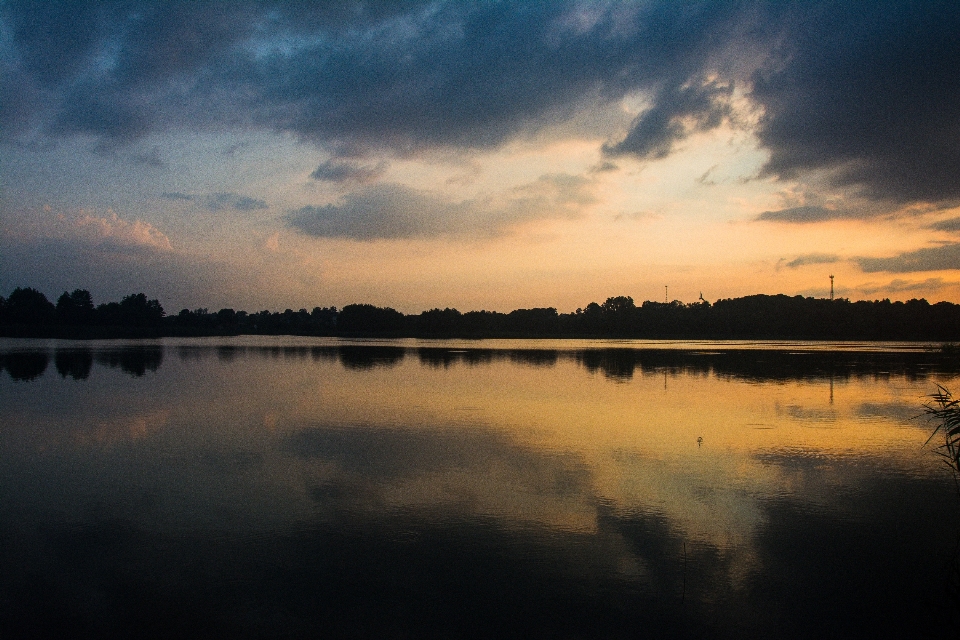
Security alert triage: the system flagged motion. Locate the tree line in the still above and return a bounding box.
[3,287,960,340]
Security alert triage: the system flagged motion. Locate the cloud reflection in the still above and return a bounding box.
[286,424,597,532]
[1,338,958,636]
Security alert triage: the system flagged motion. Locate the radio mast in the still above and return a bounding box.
[829,275,834,300]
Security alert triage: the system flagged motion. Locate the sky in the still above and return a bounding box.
[3,0,960,314]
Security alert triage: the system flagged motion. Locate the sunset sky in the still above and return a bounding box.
[3,1,960,313]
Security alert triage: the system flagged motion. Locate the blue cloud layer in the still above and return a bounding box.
[3,1,959,205]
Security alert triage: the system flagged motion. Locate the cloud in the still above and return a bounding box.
[856,278,948,296]
[282,423,598,531]
[228,195,268,211]
[751,3,960,203]
[204,193,268,212]
[929,217,960,232]
[68,210,172,252]
[696,165,719,185]
[603,77,734,159]
[0,2,740,151]
[130,146,166,168]
[756,206,840,223]
[310,159,388,184]
[857,243,960,273]
[287,173,593,240]
[589,161,619,173]
[613,211,660,222]
[6,207,172,253]
[3,2,959,207]
[784,253,840,269]
[159,192,267,211]
[159,192,195,202]
[288,184,460,241]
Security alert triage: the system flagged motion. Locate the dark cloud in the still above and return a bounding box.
[696,165,718,185]
[751,2,960,203]
[159,191,267,211]
[311,159,388,184]
[784,253,840,269]
[929,217,960,232]
[603,77,734,159]
[0,1,739,149]
[131,146,165,168]
[857,243,960,273]
[205,193,267,211]
[856,277,947,295]
[231,195,269,211]
[589,161,619,174]
[257,2,746,152]
[3,1,959,205]
[221,142,250,157]
[288,184,467,240]
[288,174,592,240]
[159,192,196,202]
[756,205,839,223]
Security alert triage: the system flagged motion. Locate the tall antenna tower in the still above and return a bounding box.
[665,285,668,303]
[829,275,834,300]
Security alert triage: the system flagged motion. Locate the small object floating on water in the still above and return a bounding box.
[697,436,703,447]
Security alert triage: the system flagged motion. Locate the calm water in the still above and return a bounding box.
[1,337,959,638]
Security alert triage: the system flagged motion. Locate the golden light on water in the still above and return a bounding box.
[20,346,921,546]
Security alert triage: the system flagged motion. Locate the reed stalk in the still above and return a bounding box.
[924,385,960,486]
[923,384,960,609]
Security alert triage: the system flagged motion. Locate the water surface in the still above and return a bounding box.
[1,337,958,638]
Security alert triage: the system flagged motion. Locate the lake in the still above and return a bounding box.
[1,337,958,638]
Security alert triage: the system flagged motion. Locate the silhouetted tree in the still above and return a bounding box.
[568,302,604,335]
[216,308,237,326]
[338,304,404,335]
[56,289,95,325]
[417,308,463,336]
[6,283,960,340]
[601,296,635,314]
[600,296,637,334]
[506,308,559,336]
[461,310,507,336]
[4,287,55,324]
[117,293,165,327]
[311,306,338,334]
[95,301,122,325]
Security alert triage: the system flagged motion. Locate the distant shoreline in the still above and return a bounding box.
[4,289,960,342]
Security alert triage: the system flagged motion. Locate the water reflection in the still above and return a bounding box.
[337,345,406,370]
[54,348,93,380]
[4,340,960,383]
[0,345,164,380]
[0,338,958,637]
[93,346,163,376]
[418,347,495,368]
[286,424,596,532]
[0,350,49,380]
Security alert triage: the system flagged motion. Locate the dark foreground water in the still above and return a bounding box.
[1,337,959,638]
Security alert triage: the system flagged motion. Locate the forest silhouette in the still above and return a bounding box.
[3,286,960,340]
